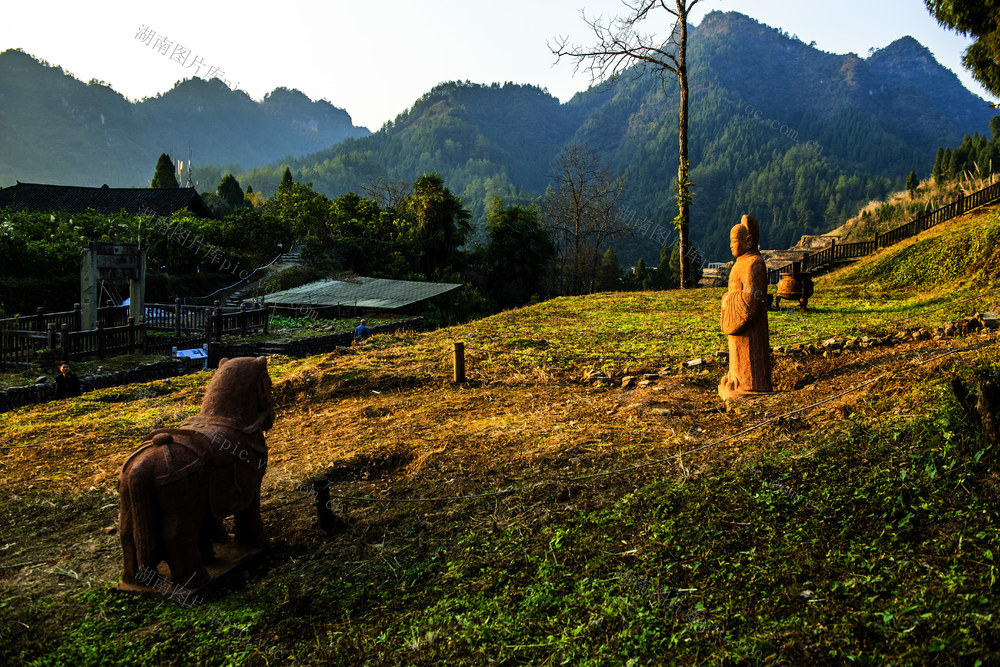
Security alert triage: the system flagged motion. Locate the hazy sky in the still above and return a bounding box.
[1,1,992,130]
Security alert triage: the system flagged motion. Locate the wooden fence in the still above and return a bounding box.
[0,301,268,367]
[0,303,136,332]
[767,179,1000,283]
[144,300,269,339]
[0,319,145,367]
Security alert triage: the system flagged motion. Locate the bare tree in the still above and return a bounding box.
[544,145,629,295]
[361,177,411,211]
[551,0,701,288]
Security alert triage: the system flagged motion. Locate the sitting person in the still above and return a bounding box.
[54,361,81,398]
[353,319,372,343]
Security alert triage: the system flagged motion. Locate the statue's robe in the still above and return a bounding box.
[719,251,772,396]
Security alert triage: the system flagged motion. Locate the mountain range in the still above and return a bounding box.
[1,11,995,262]
[0,48,370,188]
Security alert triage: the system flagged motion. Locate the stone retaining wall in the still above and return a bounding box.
[1,358,206,414]
[209,318,425,364]
[1,318,426,414]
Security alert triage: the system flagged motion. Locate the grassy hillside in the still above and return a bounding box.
[3,207,1000,665]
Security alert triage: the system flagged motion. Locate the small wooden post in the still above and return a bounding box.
[47,323,56,351]
[60,323,70,359]
[204,316,213,349]
[312,476,335,531]
[96,324,105,359]
[73,303,82,331]
[35,306,44,332]
[174,298,182,337]
[453,342,465,383]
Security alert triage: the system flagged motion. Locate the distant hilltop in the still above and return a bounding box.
[0,48,370,188]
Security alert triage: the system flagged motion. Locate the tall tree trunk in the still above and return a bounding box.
[676,3,691,289]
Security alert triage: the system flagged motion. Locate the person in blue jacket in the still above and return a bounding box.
[354,319,371,342]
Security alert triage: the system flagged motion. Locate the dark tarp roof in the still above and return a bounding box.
[263,276,463,311]
[0,182,215,218]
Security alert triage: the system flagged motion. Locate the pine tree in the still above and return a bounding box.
[597,247,621,291]
[218,174,245,209]
[151,153,179,188]
[906,170,919,196]
[278,167,294,193]
[932,147,945,179]
[633,258,653,291]
[654,238,678,288]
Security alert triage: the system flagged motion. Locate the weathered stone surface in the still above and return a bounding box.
[117,356,274,591]
[719,214,772,400]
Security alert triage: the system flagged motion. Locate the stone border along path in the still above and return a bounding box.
[586,313,1000,389]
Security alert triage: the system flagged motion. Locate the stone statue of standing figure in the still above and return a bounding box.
[719,214,772,400]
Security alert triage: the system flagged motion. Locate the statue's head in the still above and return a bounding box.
[203,356,274,430]
[730,214,760,258]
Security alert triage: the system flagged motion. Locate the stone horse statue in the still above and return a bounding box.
[118,356,274,589]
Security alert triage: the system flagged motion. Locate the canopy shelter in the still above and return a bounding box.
[262,276,462,314]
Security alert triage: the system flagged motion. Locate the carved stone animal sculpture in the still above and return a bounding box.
[118,356,274,588]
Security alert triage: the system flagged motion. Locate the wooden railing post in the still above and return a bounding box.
[35,306,44,332]
[204,316,213,348]
[453,342,466,383]
[174,298,182,337]
[96,324,105,359]
[212,300,222,341]
[47,323,56,351]
[60,323,70,359]
[240,304,248,337]
[73,303,82,331]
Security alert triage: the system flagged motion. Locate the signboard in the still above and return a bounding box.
[174,346,208,370]
[92,243,141,280]
[81,242,146,329]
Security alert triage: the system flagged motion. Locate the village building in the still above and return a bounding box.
[0,182,215,218]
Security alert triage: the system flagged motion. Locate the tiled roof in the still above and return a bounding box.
[263,276,463,311]
[0,182,215,218]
